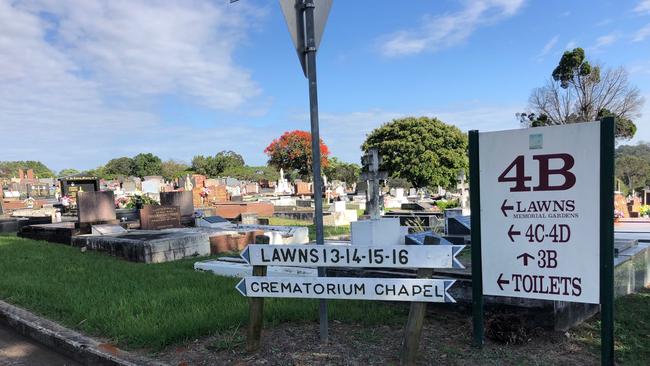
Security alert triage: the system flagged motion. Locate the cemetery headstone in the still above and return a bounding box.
[59,174,100,199]
[361,148,388,219]
[160,191,194,224]
[139,205,181,230]
[77,191,116,224]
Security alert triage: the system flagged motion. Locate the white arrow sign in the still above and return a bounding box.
[236,276,457,303]
[240,244,465,269]
[279,0,332,75]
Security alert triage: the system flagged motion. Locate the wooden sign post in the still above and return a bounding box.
[237,240,465,364]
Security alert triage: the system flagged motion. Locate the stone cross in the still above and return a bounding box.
[457,169,469,213]
[361,148,388,220]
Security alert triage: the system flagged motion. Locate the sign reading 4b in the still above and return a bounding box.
[497,153,577,192]
[478,123,601,304]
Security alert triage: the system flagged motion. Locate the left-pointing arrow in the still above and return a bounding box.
[240,246,251,264]
[508,225,521,242]
[235,279,247,296]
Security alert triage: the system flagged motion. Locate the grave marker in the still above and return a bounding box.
[77,191,116,224]
[139,205,181,230]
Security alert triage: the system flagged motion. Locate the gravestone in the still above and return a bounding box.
[122,180,137,193]
[59,174,100,199]
[295,182,312,195]
[192,174,206,188]
[160,191,194,225]
[361,148,388,219]
[77,191,116,224]
[142,176,162,193]
[140,205,181,230]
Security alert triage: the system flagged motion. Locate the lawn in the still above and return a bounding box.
[1,233,648,364]
[0,234,404,350]
[267,217,350,240]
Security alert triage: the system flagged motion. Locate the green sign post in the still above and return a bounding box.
[469,117,615,365]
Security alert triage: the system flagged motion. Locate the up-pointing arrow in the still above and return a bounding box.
[516,252,535,266]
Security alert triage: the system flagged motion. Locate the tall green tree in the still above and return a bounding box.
[615,142,650,193]
[615,155,650,193]
[362,117,468,189]
[214,151,245,172]
[161,160,190,181]
[323,157,360,185]
[58,168,80,177]
[0,161,55,178]
[132,153,163,178]
[520,47,644,140]
[104,157,135,178]
[191,151,245,177]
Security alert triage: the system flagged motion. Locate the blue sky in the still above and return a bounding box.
[2,0,650,172]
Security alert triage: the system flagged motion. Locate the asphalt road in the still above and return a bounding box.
[0,323,81,366]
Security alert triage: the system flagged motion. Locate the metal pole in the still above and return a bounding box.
[599,117,615,365]
[468,130,484,348]
[303,0,328,342]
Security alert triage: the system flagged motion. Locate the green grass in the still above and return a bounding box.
[573,287,650,365]
[0,235,405,350]
[268,217,350,240]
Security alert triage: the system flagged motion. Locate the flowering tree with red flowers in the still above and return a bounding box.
[264,130,330,179]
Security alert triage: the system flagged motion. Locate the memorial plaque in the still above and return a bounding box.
[140,205,181,230]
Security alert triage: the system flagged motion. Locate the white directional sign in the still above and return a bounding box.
[479,123,600,304]
[241,244,465,269]
[236,276,457,302]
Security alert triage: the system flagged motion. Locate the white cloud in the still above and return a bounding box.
[565,40,577,50]
[378,0,525,57]
[312,103,522,163]
[592,33,617,50]
[633,23,650,42]
[0,0,267,170]
[538,35,559,58]
[635,0,650,14]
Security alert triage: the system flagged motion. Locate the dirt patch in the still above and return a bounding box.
[147,307,598,366]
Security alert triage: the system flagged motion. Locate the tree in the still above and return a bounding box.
[520,48,644,140]
[132,153,162,178]
[161,160,190,181]
[264,130,330,179]
[362,117,468,189]
[214,151,245,172]
[221,165,279,181]
[58,168,80,177]
[615,142,650,193]
[615,155,650,193]
[323,157,360,185]
[104,157,135,178]
[0,161,55,178]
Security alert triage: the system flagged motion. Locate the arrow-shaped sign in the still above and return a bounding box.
[507,225,521,242]
[236,278,247,296]
[501,199,514,217]
[516,252,535,266]
[240,244,466,269]
[236,276,457,303]
[497,273,510,291]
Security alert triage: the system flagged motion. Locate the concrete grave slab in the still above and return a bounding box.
[71,228,210,263]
